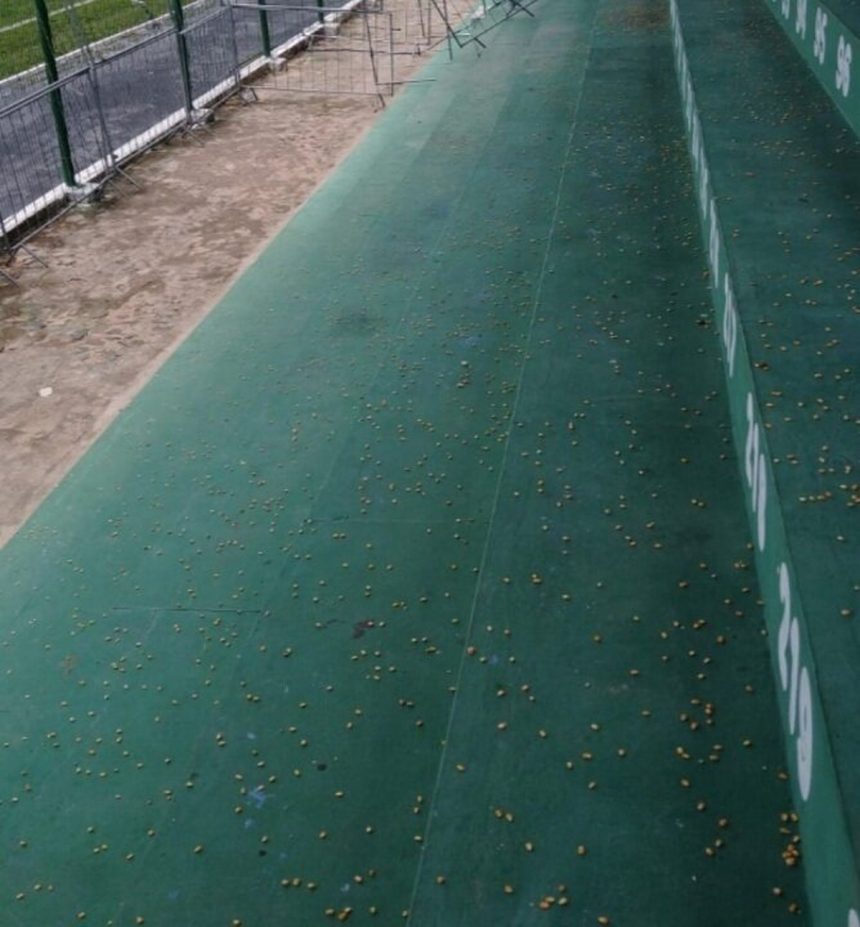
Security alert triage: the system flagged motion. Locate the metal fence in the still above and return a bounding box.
[0,0,539,265]
[0,0,364,255]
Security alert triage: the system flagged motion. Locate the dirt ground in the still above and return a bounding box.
[0,9,437,548]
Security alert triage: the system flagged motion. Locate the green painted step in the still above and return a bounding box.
[671,0,860,924]
[0,1,809,925]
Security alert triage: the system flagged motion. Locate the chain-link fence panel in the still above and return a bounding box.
[233,2,395,98]
[185,6,240,102]
[0,0,186,106]
[60,68,113,173]
[91,28,188,159]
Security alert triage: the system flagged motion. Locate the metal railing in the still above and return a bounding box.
[0,0,538,264]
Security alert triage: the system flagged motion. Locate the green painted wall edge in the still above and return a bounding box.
[669,2,860,925]
[764,0,859,137]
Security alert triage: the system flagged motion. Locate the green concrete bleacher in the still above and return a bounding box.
[671,0,860,923]
[2,0,854,923]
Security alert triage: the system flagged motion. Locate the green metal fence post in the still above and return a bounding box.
[258,0,272,57]
[168,0,194,115]
[33,0,76,188]
[317,0,326,27]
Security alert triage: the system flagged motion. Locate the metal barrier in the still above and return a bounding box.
[93,28,190,161]
[232,2,394,101]
[232,0,440,102]
[0,0,538,267]
[434,0,538,50]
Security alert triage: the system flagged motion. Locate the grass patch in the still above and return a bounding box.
[0,0,184,81]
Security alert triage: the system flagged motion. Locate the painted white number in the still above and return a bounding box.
[744,393,767,551]
[777,563,814,801]
[781,0,790,20]
[849,910,859,927]
[814,8,828,64]
[836,35,853,97]
[787,618,801,734]
[795,0,807,38]
[722,273,738,378]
